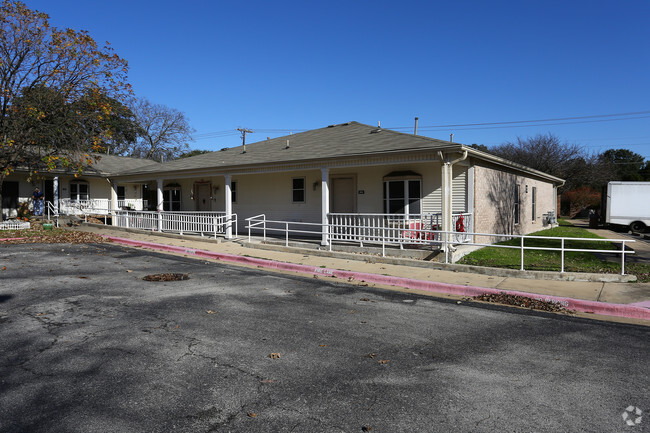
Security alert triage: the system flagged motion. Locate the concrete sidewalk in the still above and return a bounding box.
[72,224,650,322]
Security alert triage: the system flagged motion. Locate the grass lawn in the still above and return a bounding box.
[458,219,650,282]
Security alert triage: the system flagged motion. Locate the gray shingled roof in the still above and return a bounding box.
[116,121,457,176]
[109,121,564,184]
[87,153,162,175]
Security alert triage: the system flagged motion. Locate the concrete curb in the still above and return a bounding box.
[106,236,650,321]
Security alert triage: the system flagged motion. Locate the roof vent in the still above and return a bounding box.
[220,148,228,151]
[285,139,290,149]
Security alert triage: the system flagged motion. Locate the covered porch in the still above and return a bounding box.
[107,149,473,246]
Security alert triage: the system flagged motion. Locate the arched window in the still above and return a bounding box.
[383,171,422,216]
[70,180,89,202]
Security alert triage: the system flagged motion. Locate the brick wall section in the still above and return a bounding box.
[473,161,557,236]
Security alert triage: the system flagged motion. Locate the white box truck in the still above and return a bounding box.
[604,181,650,232]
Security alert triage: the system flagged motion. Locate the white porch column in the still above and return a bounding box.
[156,178,164,232]
[110,181,118,226]
[110,182,118,211]
[440,158,451,234]
[53,176,59,214]
[224,174,232,239]
[321,167,330,246]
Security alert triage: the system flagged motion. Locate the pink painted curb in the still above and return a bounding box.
[0,237,27,241]
[105,236,650,321]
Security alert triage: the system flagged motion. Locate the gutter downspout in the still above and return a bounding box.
[438,150,468,263]
[555,179,566,226]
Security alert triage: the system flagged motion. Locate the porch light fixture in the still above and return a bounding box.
[190,189,194,200]
[313,181,320,191]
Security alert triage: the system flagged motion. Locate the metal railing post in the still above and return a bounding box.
[382,226,386,257]
[520,236,524,271]
[328,223,332,252]
[621,241,626,275]
[561,238,565,273]
[445,232,449,264]
[285,222,289,247]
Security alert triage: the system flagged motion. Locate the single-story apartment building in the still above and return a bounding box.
[2,121,564,245]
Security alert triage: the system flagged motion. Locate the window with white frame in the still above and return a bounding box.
[231,181,237,203]
[531,186,536,221]
[292,177,305,203]
[383,172,422,215]
[117,186,125,201]
[163,184,181,211]
[70,181,89,202]
[514,184,520,225]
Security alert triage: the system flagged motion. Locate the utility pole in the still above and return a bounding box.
[237,128,253,153]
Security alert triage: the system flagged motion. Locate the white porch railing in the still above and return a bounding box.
[113,210,237,238]
[0,220,30,230]
[57,199,148,215]
[117,199,148,210]
[328,213,472,246]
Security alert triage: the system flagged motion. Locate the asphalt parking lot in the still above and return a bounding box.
[1,243,648,432]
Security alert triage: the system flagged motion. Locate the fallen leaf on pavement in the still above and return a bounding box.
[269,353,281,359]
[206,310,216,314]
[247,412,258,418]
[378,360,390,364]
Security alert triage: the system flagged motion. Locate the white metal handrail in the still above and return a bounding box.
[245,214,634,275]
[246,214,323,246]
[454,230,634,275]
[45,201,59,227]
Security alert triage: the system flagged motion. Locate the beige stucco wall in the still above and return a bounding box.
[473,161,556,235]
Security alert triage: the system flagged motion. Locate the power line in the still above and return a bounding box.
[411,115,650,132]
[190,109,650,142]
[385,110,650,130]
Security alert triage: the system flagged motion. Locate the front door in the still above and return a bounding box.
[331,176,356,213]
[44,180,54,205]
[195,183,211,211]
[1,181,19,218]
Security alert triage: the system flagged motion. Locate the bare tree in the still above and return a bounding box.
[114,98,195,162]
[489,134,607,190]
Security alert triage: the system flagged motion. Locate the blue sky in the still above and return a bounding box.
[22,0,650,158]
